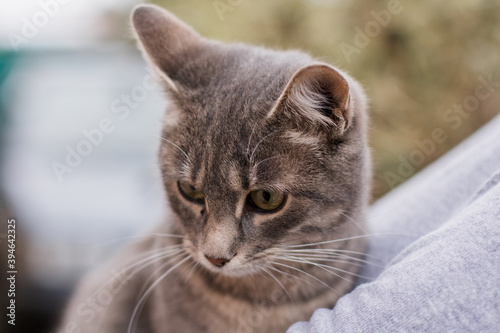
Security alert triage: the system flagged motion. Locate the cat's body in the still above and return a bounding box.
[59,5,371,333]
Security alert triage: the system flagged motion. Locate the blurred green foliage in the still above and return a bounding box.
[151,0,500,199]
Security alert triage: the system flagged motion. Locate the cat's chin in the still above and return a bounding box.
[203,266,262,278]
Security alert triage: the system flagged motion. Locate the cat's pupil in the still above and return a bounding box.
[263,191,271,202]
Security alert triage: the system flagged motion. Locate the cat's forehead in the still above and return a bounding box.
[165,115,317,199]
[182,123,272,188]
[173,45,310,107]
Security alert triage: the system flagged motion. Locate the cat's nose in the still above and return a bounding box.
[204,255,230,267]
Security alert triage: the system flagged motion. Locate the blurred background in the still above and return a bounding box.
[0,0,499,332]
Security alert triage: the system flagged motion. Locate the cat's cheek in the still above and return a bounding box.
[255,200,317,241]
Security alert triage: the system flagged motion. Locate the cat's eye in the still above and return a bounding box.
[178,181,205,203]
[248,190,286,212]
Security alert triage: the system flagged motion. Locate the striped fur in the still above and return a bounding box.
[59,5,371,333]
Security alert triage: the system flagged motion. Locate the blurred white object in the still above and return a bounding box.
[1,46,167,289]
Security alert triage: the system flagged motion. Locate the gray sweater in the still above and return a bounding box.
[289,114,500,332]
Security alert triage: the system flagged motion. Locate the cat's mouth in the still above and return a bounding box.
[182,237,266,277]
[191,248,260,277]
[198,252,249,276]
[203,253,236,268]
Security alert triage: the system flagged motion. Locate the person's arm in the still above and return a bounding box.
[289,115,500,332]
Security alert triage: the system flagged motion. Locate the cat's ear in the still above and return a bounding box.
[131,5,203,92]
[268,64,353,135]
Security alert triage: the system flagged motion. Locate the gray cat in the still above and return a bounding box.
[58,5,371,333]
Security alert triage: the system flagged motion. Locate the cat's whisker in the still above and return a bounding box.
[119,246,185,274]
[277,255,350,283]
[253,155,283,170]
[94,248,187,332]
[126,256,189,333]
[136,251,191,303]
[285,233,386,249]
[151,233,186,239]
[287,231,417,250]
[266,265,315,289]
[281,250,359,258]
[271,262,340,295]
[260,267,293,300]
[184,261,201,283]
[249,130,279,163]
[284,248,382,261]
[280,251,382,267]
[277,255,370,281]
[310,260,371,280]
[255,269,267,280]
[268,250,350,293]
[282,248,370,257]
[79,233,164,245]
[246,122,259,157]
[280,226,342,246]
[280,254,359,267]
[284,234,370,248]
[339,211,368,234]
[92,249,187,314]
[89,246,184,302]
[100,248,185,296]
[280,254,366,268]
[119,245,179,270]
[80,232,185,247]
[128,254,191,333]
[145,132,190,162]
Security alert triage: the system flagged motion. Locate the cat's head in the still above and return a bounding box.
[132,5,370,277]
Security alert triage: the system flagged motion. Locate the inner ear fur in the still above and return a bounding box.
[268,64,352,134]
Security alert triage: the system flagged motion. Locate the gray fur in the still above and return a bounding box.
[58,5,371,333]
